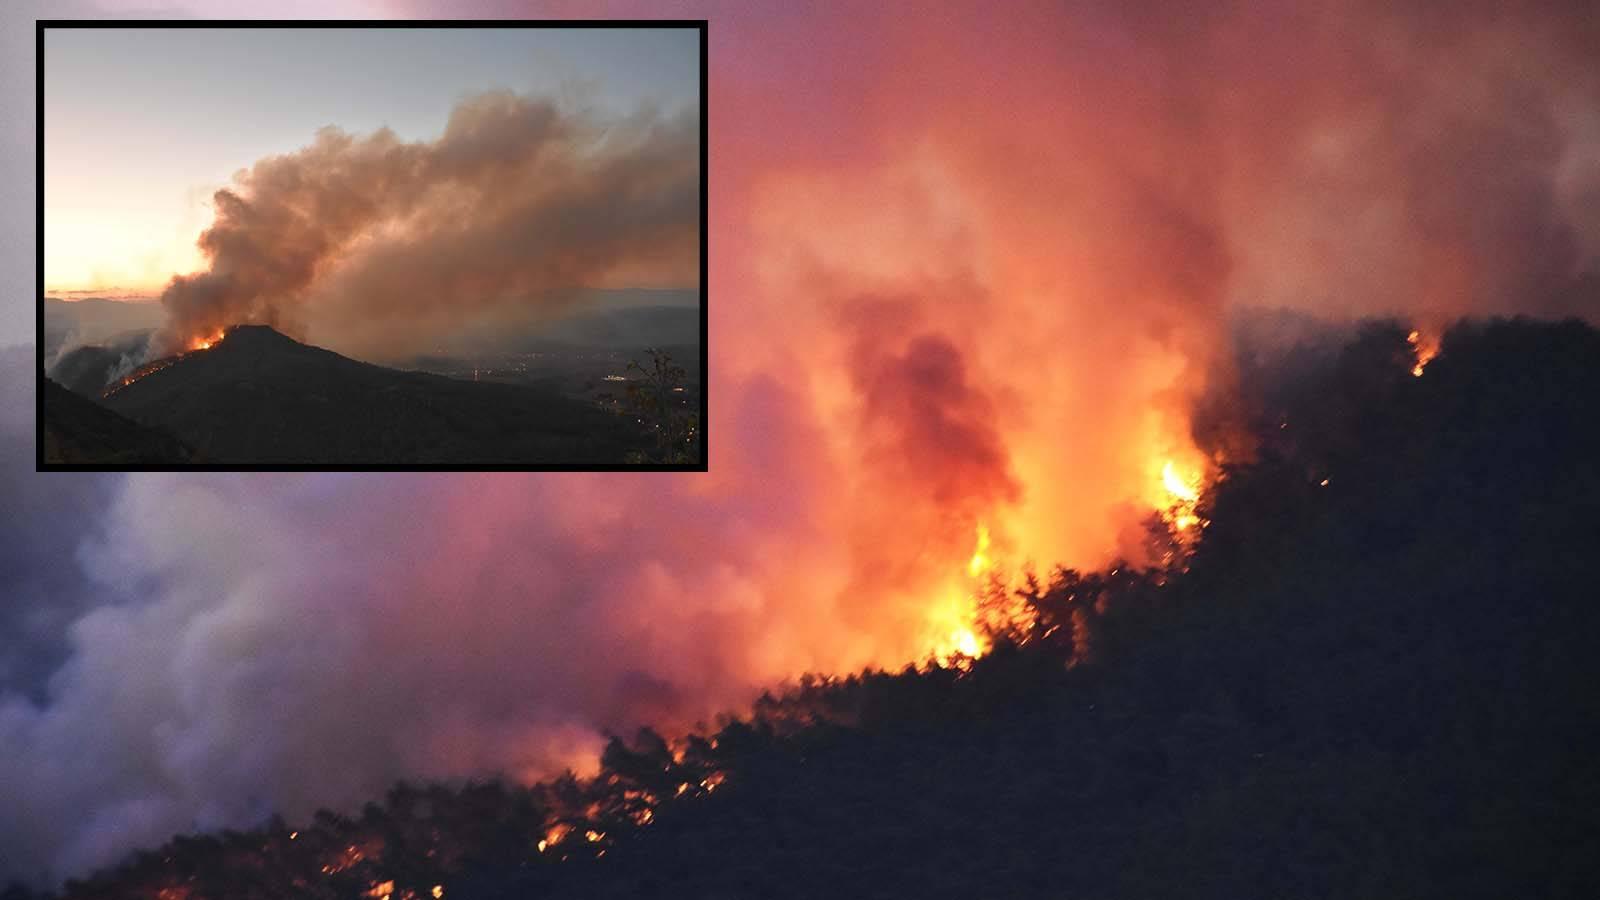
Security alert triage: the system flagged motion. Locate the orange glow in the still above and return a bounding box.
[966,524,992,577]
[1407,329,1439,377]
[930,523,997,667]
[1161,461,1200,503]
[542,823,571,850]
[1153,455,1211,540]
[186,329,228,353]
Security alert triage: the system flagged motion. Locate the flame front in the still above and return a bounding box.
[1160,458,1206,533]
[925,453,1214,668]
[966,524,991,578]
[930,524,995,668]
[1407,329,1439,377]
[1161,460,1200,504]
[187,329,228,353]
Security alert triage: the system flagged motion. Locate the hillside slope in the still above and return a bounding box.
[100,326,647,464]
[17,317,1600,900]
[42,377,195,465]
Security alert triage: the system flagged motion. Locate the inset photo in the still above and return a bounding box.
[40,22,705,470]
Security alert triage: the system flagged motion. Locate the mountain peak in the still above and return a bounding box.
[213,323,303,348]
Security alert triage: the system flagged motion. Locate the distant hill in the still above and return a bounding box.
[42,377,195,464]
[531,304,700,348]
[42,297,162,359]
[98,326,648,464]
[48,334,150,398]
[437,303,701,356]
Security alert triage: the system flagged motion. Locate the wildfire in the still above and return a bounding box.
[542,823,572,850]
[931,524,996,668]
[1161,460,1200,503]
[966,523,991,577]
[102,358,178,397]
[925,453,1213,667]
[101,328,231,398]
[187,329,228,353]
[1158,458,1206,534]
[1407,329,1439,377]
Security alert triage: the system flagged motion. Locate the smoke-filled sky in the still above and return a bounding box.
[43,24,697,297]
[6,0,1600,887]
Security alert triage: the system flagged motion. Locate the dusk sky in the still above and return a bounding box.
[42,25,698,296]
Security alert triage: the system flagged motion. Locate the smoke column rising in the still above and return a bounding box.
[6,0,1600,883]
[153,91,699,361]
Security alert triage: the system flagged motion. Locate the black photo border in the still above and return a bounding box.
[37,18,709,473]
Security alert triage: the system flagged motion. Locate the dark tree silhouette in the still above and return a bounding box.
[603,348,700,464]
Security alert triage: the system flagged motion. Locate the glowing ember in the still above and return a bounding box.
[103,358,178,397]
[431,887,444,899]
[365,881,394,900]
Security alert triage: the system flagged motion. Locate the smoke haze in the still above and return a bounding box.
[8,0,1600,884]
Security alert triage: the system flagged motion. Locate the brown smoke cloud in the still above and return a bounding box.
[153,91,699,360]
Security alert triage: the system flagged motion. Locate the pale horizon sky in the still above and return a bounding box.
[43,25,699,296]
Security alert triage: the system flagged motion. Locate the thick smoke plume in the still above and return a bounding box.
[7,0,1600,885]
[153,91,699,361]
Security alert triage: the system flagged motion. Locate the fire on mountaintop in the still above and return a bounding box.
[101,328,230,398]
[187,329,228,353]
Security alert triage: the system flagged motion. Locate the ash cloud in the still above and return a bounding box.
[153,91,699,361]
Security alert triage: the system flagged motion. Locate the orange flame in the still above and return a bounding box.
[186,329,228,353]
[1159,458,1206,533]
[1407,329,1439,377]
[1161,460,1200,503]
[929,524,995,667]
